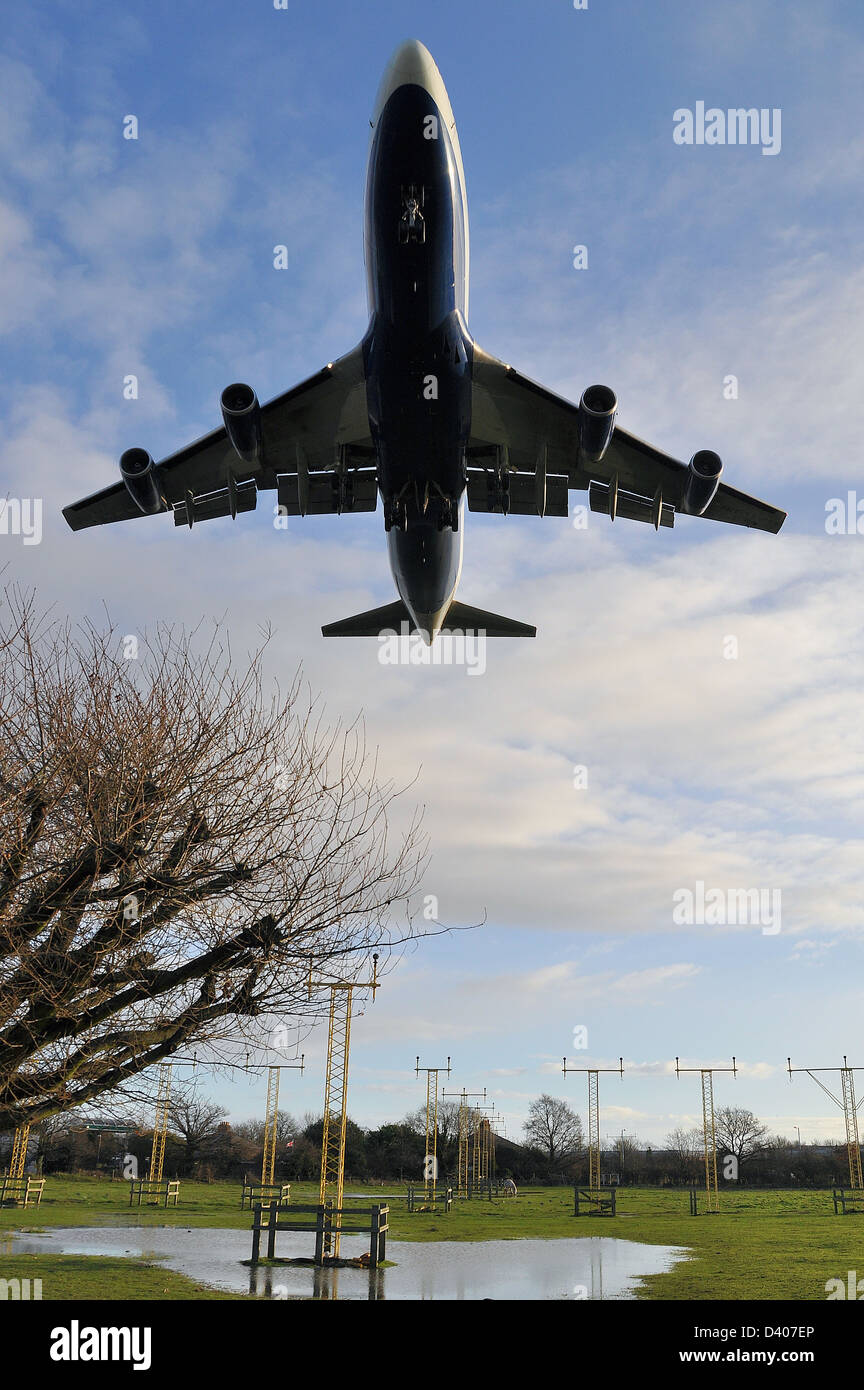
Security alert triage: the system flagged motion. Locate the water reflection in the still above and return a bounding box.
[246,1263,386,1300]
[7,1227,687,1301]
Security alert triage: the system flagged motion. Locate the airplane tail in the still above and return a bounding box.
[322,599,536,638]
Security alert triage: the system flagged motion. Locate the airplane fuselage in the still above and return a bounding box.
[362,45,472,638]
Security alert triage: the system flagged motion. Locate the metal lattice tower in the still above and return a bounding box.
[841,1070,863,1189]
[676,1057,736,1214]
[415,1056,451,1206]
[472,1110,500,1189]
[475,1117,488,1184]
[563,1057,624,1196]
[309,955,379,1259]
[320,989,352,1253]
[468,1102,494,1191]
[149,1064,173,1184]
[701,1072,720,1211]
[443,1087,486,1198]
[485,1110,506,1185]
[261,1066,281,1187]
[458,1100,470,1197]
[588,1072,600,1189]
[8,1125,30,1180]
[171,1052,304,1192]
[788,1056,863,1190]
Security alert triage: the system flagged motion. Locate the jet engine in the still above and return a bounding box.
[578,384,618,463]
[681,449,723,515]
[119,448,166,515]
[220,382,262,465]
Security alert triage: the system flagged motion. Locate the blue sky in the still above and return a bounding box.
[3,0,864,1148]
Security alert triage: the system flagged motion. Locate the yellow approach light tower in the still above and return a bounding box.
[7,1125,31,1181]
[563,1057,624,1198]
[469,1101,495,1192]
[309,954,380,1259]
[149,1063,173,1187]
[415,1056,451,1208]
[260,1059,305,1188]
[174,1051,304,1203]
[787,1056,863,1191]
[443,1087,486,1198]
[676,1056,736,1214]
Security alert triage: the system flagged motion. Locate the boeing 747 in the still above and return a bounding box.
[64,40,786,641]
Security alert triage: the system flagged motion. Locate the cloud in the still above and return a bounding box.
[4,4,864,1139]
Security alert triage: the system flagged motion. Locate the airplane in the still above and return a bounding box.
[64,39,786,642]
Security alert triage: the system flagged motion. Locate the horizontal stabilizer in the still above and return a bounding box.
[322,599,536,638]
[442,601,536,637]
[322,601,411,637]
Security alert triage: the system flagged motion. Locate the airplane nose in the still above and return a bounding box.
[387,39,436,85]
[372,39,445,122]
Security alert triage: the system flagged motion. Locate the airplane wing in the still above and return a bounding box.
[469,344,785,533]
[63,345,374,531]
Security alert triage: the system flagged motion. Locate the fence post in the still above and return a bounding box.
[266,1198,278,1259]
[370,1206,380,1268]
[314,1204,325,1266]
[251,1203,262,1263]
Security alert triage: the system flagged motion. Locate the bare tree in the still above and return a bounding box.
[0,593,426,1130]
[714,1107,768,1167]
[233,1110,298,1148]
[403,1099,461,1169]
[523,1094,583,1164]
[664,1126,705,1182]
[403,1100,461,1144]
[168,1096,228,1172]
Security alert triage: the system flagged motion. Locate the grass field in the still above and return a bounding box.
[1,1177,859,1300]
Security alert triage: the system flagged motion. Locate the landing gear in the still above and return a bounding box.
[435,496,459,532]
[384,487,459,533]
[384,495,409,532]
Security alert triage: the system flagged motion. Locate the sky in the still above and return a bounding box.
[2,0,864,1149]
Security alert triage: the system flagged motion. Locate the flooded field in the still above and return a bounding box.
[6,1227,688,1300]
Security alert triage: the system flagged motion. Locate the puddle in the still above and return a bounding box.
[4,1226,687,1300]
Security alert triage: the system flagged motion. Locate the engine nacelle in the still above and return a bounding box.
[578,384,618,463]
[220,382,262,465]
[119,448,166,515]
[681,449,723,515]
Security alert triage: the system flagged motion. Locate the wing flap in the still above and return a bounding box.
[277,467,378,517]
[466,467,569,517]
[173,478,258,527]
[589,480,675,529]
